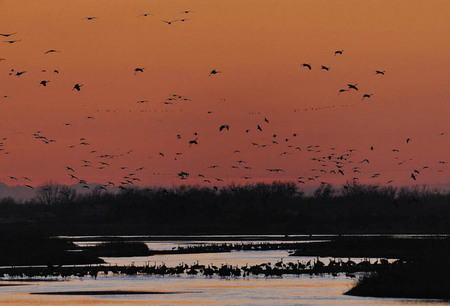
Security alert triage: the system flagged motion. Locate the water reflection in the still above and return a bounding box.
[0,236,446,305]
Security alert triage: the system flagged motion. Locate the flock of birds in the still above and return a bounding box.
[0,9,448,194]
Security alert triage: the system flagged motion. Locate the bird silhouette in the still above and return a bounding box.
[4,40,21,44]
[301,63,311,70]
[362,94,373,100]
[257,125,262,131]
[338,89,347,95]
[40,80,50,87]
[72,84,83,91]
[219,124,230,131]
[44,49,61,54]
[162,20,178,25]
[189,138,198,146]
[321,65,330,71]
[134,67,145,74]
[84,17,97,21]
[375,70,385,75]
[347,84,359,91]
[334,50,344,56]
[138,13,154,17]
[0,32,17,37]
[209,69,221,76]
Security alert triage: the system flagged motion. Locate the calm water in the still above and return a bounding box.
[0,235,447,305]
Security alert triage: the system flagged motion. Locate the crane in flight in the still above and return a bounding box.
[301,63,311,70]
[209,69,221,76]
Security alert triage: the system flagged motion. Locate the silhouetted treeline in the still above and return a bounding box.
[0,182,449,235]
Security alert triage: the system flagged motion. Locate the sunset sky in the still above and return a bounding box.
[1,0,449,191]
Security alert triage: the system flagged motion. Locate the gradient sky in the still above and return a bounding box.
[0,0,449,190]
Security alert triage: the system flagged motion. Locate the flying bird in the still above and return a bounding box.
[134,67,145,74]
[347,84,359,91]
[0,32,17,37]
[4,40,21,44]
[209,69,221,76]
[362,94,373,100]
[162,20,177,25]
[301,63,311,70]
[44,49,61,54]
[321,65,330,71]
[84,17,97,21]
[375,70,385,75]
[219,124,230,131]
[72,83,83,91]
[334,50,344,56]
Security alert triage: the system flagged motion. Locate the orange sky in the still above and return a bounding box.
[0,0,449,190]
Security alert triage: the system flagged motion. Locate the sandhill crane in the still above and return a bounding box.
[362,94,372,100]
[406,138,411,143]
[334,50,344,56]
[4,40,21,44]
[338,89,347,95]
[40,80,50,87]
[219,124,229,131]
[209,69,221,76]
[375,70,385,75]
[189,138,198,146]
[411,173,416,180]
[162,20,177,25]
[73,84,83,91]
[84,17,97,21]
[0,33,17,37]
[66,167,75,172]
[347,84,358,91]
[44,49,60,54]
[301,63,311,70]
[264,118,269,123]
[257,125,262,131]
[321,65,330,71]
[134,67,145,74]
